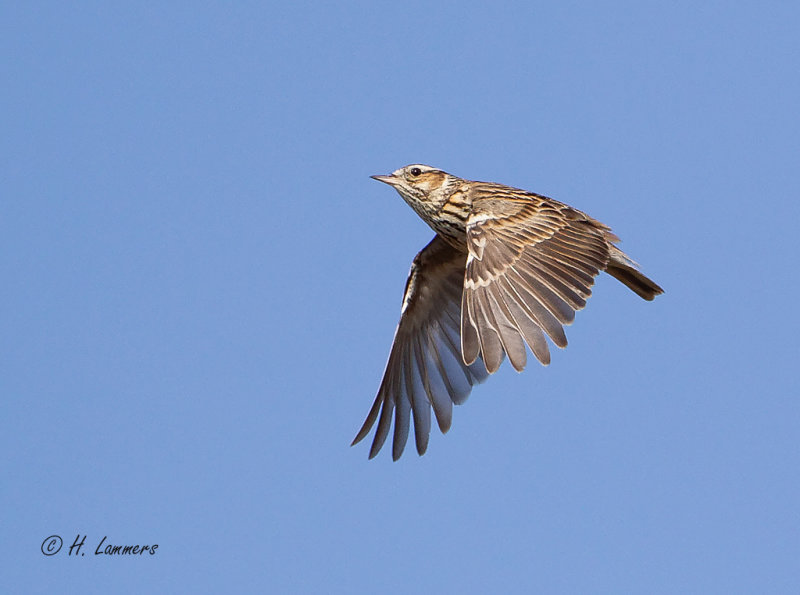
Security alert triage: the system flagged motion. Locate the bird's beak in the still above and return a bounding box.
[370,174,397,186]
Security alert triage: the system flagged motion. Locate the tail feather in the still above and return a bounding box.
[605,246,664,301]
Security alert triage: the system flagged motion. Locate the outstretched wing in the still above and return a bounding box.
[461,186,618,374]
[352,236,488,460]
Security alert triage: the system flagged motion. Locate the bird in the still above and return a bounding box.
[352,164,663,460]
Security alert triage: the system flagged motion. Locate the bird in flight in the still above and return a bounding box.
[352,164,663,460]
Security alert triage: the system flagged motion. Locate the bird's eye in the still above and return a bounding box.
[409,167,422,177]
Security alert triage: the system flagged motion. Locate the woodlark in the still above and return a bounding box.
[353,164,663,460]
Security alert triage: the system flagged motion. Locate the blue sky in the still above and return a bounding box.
[3,1,799,593]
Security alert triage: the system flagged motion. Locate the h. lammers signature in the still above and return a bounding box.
[41,534,158,557]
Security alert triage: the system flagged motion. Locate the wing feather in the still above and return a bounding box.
[485,286,528,371]
[462,190,611,372]
[353,236,488,460]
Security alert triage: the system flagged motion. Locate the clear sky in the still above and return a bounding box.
[3,2,799,593]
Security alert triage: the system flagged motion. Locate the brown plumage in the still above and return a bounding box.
[353,164,663,460]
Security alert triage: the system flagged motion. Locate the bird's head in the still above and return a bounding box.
[371,164,458,212]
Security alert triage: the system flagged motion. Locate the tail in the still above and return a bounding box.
[605,246,664,301]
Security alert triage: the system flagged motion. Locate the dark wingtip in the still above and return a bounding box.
[351,425,370,447]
